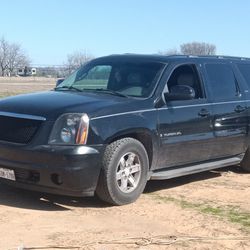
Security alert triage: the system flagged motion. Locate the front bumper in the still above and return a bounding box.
[0,144,105,197]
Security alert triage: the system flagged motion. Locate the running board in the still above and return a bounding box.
[150,157,241,180]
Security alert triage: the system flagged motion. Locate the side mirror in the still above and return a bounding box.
[56,78,65,87]
[164,85,195,101]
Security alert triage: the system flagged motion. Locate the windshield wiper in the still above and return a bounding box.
[55,86,82,92]
[55,86,128,97]
[93,88,128,98]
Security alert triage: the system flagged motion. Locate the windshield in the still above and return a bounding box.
[56,60,165,98]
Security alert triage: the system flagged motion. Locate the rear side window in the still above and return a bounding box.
[237,64,250,87]
[205,64,238,101]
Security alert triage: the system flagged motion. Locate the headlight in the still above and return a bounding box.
[49,113,89,145]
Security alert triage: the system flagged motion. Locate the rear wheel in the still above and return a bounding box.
[96,138,149,205]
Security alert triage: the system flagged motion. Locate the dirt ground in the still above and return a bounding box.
[0,77,249,250]
[0,166,249,250]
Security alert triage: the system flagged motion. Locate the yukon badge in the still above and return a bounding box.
[160,131,182,137]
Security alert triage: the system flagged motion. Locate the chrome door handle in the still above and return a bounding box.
[234,105,246,113]
[198,109,210,117]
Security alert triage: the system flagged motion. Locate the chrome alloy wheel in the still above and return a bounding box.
[116,152,141,193]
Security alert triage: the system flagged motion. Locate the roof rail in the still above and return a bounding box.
[165,54,250,61]
[106,53,250,61]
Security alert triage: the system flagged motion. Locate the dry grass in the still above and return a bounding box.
[0,76,56,97]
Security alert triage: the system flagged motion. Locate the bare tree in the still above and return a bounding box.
[0,37,30,76]
[0,37,9,76]
[7,43,30,75]
[65,51,94,75]
[180,42,216,56]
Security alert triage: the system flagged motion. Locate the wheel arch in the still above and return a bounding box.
[105,128,156,170]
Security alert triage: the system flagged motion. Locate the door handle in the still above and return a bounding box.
[198,108,210,117]
[234,105,246,113]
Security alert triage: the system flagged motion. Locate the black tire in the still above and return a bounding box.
[240,148,250,172]
[96,138,149,205]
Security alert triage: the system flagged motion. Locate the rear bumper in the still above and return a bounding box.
[0,144,105,197]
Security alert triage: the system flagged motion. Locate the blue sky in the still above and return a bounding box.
[1,0,249,65]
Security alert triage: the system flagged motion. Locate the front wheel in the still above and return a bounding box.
[96,138,149,205]
[240,148,250,172]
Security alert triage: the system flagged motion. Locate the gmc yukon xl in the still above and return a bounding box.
[0,54,249,205]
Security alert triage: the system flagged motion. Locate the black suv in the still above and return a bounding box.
[0,54,249,205]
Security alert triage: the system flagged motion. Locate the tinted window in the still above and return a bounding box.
[167,64,204,99]
[58,61,165,97]
[205,64,238,100]
[75,65,112,89]
[237,64,250,87]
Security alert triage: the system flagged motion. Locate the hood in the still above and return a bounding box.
[0,90,139,121]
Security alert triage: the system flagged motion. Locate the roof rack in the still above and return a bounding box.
[106,53,250,62]
[165,54,250,61]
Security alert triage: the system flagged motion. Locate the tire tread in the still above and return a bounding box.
[96,138,147,205]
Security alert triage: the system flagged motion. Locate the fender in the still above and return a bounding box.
[88,111,160,170]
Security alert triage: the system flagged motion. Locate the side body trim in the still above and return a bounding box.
[91,100,248,121]
[0,111,46,121]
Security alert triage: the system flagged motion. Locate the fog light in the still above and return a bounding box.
[51,173,63,185]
